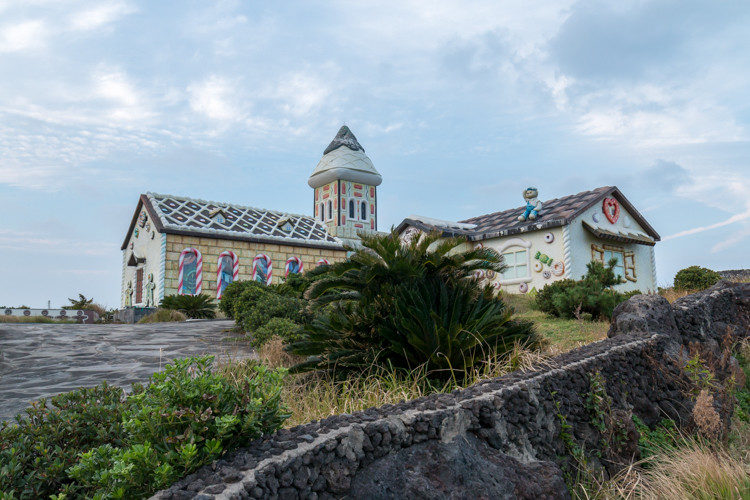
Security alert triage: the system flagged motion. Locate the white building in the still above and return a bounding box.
[396,186,660,294]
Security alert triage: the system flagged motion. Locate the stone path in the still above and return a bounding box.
[0,320,254,422]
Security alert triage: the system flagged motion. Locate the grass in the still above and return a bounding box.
[138,308,187,323]
[0,315,76,324]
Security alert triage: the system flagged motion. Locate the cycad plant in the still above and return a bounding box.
[160,294,216,319]
[288,230,539,380]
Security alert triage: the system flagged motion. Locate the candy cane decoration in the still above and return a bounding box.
[252,254,273,285]
[216,251,239,299]
[285,256,304,277]
[178,247,203,295]
[316,258,330,266]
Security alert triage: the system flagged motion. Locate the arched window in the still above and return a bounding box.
[327,200,333,220]
[361,201,367,220]
[216,251,239,299]
[285,256,304,277]
[178,248,203,295]
[496,238,532,284]
[317,258,330,267]
[349,199,355,219]
[252,254,273,285]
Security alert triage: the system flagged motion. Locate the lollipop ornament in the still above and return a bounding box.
[518,187,543,222]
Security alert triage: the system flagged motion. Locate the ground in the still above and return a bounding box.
[0,320,250,421]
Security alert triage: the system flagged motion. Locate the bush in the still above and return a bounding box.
[233,287,307,334]
[160,294,216,319]
[138,308,187,323]
[535,260,633,320]
[0,383,127,498]
[0,356,288,499]
[287,230,539,380]
[218,280,266,319]
[252,317,304,348]
[674,266,722,291]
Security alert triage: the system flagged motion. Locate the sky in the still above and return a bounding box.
[0,0,749,308]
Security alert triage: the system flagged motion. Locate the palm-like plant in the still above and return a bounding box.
[288,230,539,380]
[160,294,216,319]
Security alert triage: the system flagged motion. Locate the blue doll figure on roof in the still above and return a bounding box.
[518,187,543,221]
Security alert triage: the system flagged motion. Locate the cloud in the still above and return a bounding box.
[69,2,136,32]
[0,19,47,52]
[0,229,115,256]
[274,72,332,117]
[188,75,242,122]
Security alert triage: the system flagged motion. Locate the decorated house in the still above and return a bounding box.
[396,186,660,294]
[120,126,382,307]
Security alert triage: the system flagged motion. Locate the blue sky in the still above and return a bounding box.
[1,0,749,308]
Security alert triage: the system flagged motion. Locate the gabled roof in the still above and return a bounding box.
[121,193,344,251]
[395,186,661,242]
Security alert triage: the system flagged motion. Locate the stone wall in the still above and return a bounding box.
[163,234,348,297]
[155,282,749,500]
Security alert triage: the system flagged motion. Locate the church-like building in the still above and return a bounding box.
[120,126,381,307]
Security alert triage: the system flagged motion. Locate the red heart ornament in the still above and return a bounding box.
[602,198,620,224]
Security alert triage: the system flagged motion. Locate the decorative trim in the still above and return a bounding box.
[562,225,572,279]
[216,251,240,299]
[317,258,330,266]
[285,256,304,277]
[159,233,166,302]
[178,247,203,295]
[252,254,273,285]
[650,246,657,291]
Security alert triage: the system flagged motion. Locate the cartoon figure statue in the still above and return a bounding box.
[145,273,156,307]
[125,281,133,307]
[518,187,543,221]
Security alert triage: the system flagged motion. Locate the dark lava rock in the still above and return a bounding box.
[347,433,569,500]
[671,281,750,344]
[608,294,678,338]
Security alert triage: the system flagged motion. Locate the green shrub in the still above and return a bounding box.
[138,308,187,323]
[160,294,216,319]
[252,317,304,348]
[234,287,307,334]
[0,383,127,498]
[288,230,539,380]
[674,265,722,291]
[535,260,633,320]
[69,356,288,498]
[218,280,266,319]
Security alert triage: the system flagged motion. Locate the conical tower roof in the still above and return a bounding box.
[308,126,382,189]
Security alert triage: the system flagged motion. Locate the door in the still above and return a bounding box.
[135,268,144,304]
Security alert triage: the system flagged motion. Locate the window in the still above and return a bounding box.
[361,201,367,220]
[285,256,303,276]
[327,200,333,220]
[349,199,355,219]
[178,248,203,295]
[319,203,324,221]
[252,254,273,285]
[501,249,529,280]
[591,244,636,282]
[216,251,238,299]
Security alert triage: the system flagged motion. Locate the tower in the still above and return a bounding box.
[308,126,382,246]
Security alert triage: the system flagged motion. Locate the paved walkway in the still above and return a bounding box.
[0,320,254,422]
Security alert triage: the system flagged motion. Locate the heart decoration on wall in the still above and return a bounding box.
[602,198,620,224]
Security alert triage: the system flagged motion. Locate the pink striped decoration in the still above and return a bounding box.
[178,247,203,295]
[216,250,240,299]
[285,256,304,277]
[316,258,330,266]
[252,254,273,285]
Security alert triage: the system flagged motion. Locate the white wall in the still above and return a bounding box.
[121,209,165,307]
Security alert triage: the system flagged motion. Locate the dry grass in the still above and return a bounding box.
[659,287,698,303]
[138,308,187,323]
[0,315,75,323]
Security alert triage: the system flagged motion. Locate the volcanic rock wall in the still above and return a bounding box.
[155,282,749,500]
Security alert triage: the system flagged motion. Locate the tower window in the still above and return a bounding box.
[320,203,324,221]
[349,199,355,219]
[361,201,367,220]
[327,200,333,220]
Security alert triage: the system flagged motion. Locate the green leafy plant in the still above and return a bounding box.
[252,317,304,348]
[535,260,634,320]
[160,294,216,319]
[287,230,539,380]
[674,265,722,291]
[0,383,127,498]
[63,293,94,310]
[218,280,266,319]
[233,286,307,335]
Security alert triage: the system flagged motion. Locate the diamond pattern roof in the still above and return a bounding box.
[145,193,342,248]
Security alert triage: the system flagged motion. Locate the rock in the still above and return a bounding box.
[672,281,750,344]
[608,294,678,338]
[348,433,569,500]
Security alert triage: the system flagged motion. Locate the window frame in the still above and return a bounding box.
[216,250,239,299]
[495,238,532,285]
[591,243,637,282]
[285,256,304,277]
[252,253,273,285]
[178,247,203,295]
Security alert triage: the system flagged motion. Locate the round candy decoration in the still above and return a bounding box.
[134,228,139,238]
[519,282,529,293]
[592,212,599,223]
[533,261,543,273]
[544,232,554,243]
[485,269,496,279]
[473,269,485,280]
[542,270,552,280]
[602,197,620,224]
[552,261,565,276]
